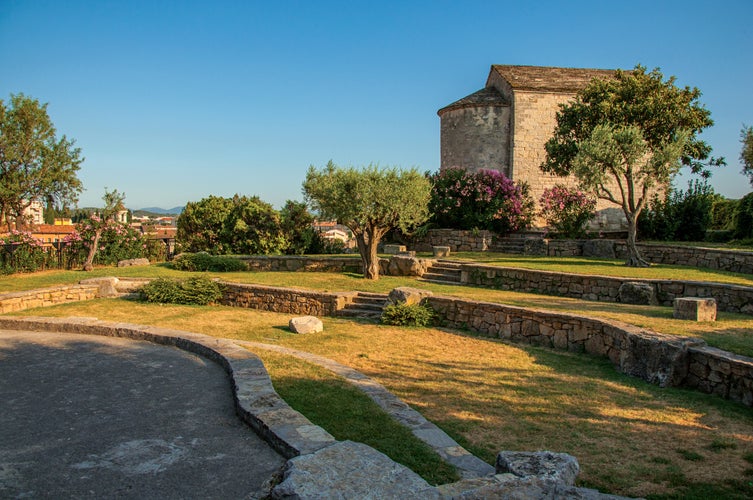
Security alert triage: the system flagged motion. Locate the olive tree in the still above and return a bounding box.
[303,161,431,279]
[541,66,724,267]
[0,94,83,230]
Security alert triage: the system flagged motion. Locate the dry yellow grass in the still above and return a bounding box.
[18,299,753,498]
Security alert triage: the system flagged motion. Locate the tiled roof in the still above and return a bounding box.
[33,224,76,234]
[488,65,617,92]
[437,87,509,116]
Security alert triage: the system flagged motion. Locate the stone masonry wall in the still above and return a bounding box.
[219,282,349,317]
[440,105,512,176]
[0,284,100,313]
[461,264,753,314]
[239,256,363,273]
[425,295,753,406]
[0,279,750,406]
[411,229,495,252]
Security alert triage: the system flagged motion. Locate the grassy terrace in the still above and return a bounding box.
[3,255,753,497]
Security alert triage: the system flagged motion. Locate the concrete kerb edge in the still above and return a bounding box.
[0,315,336,460]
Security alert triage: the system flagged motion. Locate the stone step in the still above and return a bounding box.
[421,272,461,282]
[336,308,383,319]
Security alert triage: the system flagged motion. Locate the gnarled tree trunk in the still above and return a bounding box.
[624,213,649,268]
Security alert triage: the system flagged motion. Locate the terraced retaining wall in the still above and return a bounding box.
[1,279,751,406]
[425,296,753,406]
[239,256,364,273]
[0,284,100,313]
[461,264,753,315]
[412,229,753,274]
[220,282,351,316]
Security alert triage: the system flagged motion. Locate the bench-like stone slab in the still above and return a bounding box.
[433,246,451,257]
[383,244,407,254]
[674,297,717,321]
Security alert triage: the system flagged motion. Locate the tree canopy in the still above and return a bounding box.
[303,161,431,279]
[541,65,723,266]
[0,94,83,230]
[741,125,753,186]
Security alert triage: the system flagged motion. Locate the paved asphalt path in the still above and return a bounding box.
[0,330,285,499]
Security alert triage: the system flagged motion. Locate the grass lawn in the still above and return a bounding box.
[12,299,753,499]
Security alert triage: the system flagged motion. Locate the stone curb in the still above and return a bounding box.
[236,341,496,479]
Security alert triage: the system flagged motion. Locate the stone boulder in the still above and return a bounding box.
[388,287,433,307]
[270,441,436,499]
[582,239,616,259]
[288,316,323,334]
[496,450,580,486]
[117,258,151,267]
[386,255,432,277]
[618,281,656,305]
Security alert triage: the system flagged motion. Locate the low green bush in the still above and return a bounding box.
[381,302,436,327]
[139,276,224,305]
[171,252,248,272]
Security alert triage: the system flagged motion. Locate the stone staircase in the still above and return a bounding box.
[337,292,389,320]
[491,231,547,255]
[420,260,463,285]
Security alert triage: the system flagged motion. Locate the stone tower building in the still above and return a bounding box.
[438,65,625,230]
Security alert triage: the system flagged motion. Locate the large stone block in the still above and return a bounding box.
[674,297,717,321]
[383,244,407,254]
[496,450,580,486]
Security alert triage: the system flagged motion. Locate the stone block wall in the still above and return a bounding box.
[425,295,753,406]
[239,256,363,274]
[461,264,753,315]
[219,282,348,317]
[440,105,512,176]
[411,229,495,252]
[0,284,100,313]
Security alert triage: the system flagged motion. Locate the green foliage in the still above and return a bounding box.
[0,93,83,230]
[0,230,50,274]
[279,200,321,255]
[176,195,234,254]
[171,252,248,272]
[542,65,723,179]
[741,126,753,186]
[139,276,223,305]
[381,302,436,327]
[427,167,534,235]
[734,192,753,240]
[710,196,738,231]
[638,180,715,241]
[221,195,287,255]
[303,161,431,279]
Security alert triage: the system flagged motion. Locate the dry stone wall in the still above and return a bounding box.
[239,256,363,273]
[0,278,750,406]
[219,282,349,317]
[462,264,753,314]
[425,295,753,406]
[0,284,99,313]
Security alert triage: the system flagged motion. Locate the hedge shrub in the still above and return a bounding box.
[139,276,224,305]
[171,252,248,272]
[381,303,436,327]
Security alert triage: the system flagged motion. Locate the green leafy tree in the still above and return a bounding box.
[221,195,287,255]
[741,125,753,186]
[303,161,431,279]
[280,200,321,255]
[541,65,724,267]
[0,94,83,230]
[176,195,234,254]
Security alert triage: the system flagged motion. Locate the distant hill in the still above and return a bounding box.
[136,206,184,216]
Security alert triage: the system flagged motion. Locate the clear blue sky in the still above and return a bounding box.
[2,0,752,210]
